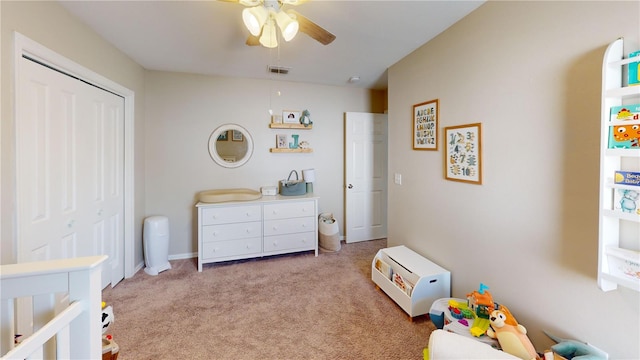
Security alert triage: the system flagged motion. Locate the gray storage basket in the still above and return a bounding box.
[279,170,306,196]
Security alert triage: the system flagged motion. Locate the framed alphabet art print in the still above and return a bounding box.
[444,123,482,184]
[413,99,438,150]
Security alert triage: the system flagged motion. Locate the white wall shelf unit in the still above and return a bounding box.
[269,148,313,153]
[196,194,318,272]
[597,38,640,292]
[269,123,313,130]
[371,245,450,319]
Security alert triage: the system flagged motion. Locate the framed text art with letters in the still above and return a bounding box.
[413,99,438,150]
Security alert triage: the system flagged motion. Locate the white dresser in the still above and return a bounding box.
[196,194,319,271]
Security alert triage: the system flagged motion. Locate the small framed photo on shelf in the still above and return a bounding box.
[413,99,438,150]
[276,134,288,149]
[232,130,243,142]
[283,110,301,124]
[444,123,482,185]
[217,130,228,141]
[271,114,282,124]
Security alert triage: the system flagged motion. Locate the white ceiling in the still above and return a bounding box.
[59,0,484,90]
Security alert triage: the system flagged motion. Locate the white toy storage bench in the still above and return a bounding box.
[372,245,451,319]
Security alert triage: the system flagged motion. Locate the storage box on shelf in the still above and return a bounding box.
[598,38,640,292]
[371,245,450,319]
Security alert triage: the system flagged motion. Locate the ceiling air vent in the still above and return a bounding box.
[267,66,290,75]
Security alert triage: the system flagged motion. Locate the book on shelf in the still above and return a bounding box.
[608,104,640,149]
[615,171,640,186]
[392,272,414,296]
[374,258,392,279]
[613,188,640,215]
[630,50,640,87]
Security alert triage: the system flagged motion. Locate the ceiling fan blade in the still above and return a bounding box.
[281,0,309,5]
[246,34,261,46]
[288,9,335,45]
[218,0,261,5]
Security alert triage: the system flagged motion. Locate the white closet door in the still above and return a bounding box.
[16,57,124,287]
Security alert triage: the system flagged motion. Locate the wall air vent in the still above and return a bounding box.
[268,66,290,75]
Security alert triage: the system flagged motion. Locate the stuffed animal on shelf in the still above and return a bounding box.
[299,110,312,127]
[487,305,540,360]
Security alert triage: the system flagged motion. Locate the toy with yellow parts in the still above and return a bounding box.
[486,305,540,360]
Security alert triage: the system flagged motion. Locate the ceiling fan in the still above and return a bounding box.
[223,0,336,48]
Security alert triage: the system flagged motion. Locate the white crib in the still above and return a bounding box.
[1,256,106,359]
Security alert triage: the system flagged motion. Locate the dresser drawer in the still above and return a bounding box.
[201,205,261,225]
[263,232,315,253]
[263,216,315,236]
[201,237,262,260]
[263,201,315,220]
[201,222,262,243]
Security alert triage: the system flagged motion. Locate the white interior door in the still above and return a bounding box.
[16,56,125,288]
[344,112,388,243]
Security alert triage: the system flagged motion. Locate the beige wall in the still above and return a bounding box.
[0,1,147,266]
[144,71,382,257]
[388,1,639,358]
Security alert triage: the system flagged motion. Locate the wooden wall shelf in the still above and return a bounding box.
[270,148,313,153]
[269,123,313,130]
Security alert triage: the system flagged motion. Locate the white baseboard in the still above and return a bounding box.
[169,252,197,260]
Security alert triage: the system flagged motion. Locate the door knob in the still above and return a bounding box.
[348,184,353,189]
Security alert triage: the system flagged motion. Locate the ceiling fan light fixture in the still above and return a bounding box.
[259,19,278,48]
[242,6,268,36]
[275,11,299,42]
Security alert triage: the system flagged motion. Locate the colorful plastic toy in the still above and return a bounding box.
[466,283,495,319]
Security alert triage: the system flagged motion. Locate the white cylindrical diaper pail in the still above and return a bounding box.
[143,216,172,276]
[318,213,340,252]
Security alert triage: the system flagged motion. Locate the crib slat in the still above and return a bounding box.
[2,302,82,359]
[0,300,14,357]
[56,325,70,359]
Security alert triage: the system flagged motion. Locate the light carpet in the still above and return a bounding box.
[102,239,437,359]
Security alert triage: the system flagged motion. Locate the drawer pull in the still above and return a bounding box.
[246,244,251,249]
[246,212,251,216]
[246,229,251,233]
[272,226,278,231]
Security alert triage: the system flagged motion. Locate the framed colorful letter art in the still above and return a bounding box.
[444,123,482,185]
[413,99,438,150]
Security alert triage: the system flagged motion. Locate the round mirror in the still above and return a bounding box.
[208,124,254,168]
